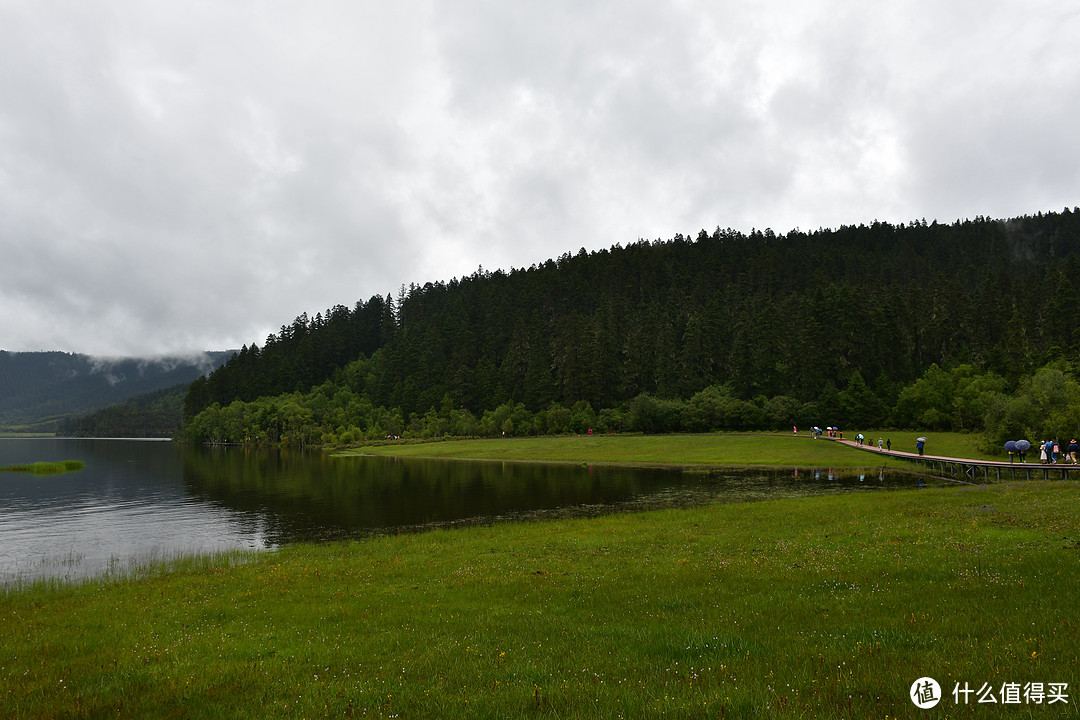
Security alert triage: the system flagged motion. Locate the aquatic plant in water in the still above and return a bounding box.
[0,460,85,474]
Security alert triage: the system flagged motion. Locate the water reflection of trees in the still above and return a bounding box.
[180,447,928,544]
[180,449,679,542]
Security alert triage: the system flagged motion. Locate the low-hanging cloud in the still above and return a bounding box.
[1,0,1077,356]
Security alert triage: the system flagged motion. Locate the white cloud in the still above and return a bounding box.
[0,0,1077,355]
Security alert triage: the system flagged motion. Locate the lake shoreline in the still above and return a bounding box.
[5,437,935,586]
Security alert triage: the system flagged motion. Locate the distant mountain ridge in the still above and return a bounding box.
[0,350,232,429]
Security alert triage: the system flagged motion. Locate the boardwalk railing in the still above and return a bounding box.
[830,438,1076,482]
[901,456,1073,482]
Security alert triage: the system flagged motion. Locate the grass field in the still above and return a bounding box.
[3,477,1078,718]
[342,431,997,469]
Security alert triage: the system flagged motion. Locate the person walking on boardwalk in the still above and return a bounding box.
[886,438,891,452]
[877,437,884,451]
[1043,439,1055,463]
[1041,441,1049,464]
[1070,438,1078,464]
[916,438,925,456]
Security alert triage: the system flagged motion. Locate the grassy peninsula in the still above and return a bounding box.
[342,431,995,468]
[2,439,1078,717]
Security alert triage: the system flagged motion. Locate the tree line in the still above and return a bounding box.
[183,209,1080,449]
[181,357,1080,453]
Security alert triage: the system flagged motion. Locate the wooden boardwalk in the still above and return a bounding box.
[829,437,1077,482]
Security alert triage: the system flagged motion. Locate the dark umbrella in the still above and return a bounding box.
[1004,440,1018,453]
[1015,439,1031,452]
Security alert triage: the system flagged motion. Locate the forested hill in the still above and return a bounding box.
[185,209,1080,437]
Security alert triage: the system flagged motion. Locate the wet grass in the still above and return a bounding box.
[2,549,262,595]
[2,481,1078,718]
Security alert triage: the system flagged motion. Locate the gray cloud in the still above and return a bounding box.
[1,0,1077,356]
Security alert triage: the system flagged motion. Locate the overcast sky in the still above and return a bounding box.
[2,1,1078,357]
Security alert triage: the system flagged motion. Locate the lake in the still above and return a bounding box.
[0,438,932,583]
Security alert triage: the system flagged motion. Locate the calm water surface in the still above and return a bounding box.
[0,438,932,582]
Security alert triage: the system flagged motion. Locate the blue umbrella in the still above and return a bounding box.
[1015,439,1031,452]
[1004,440,1017,453]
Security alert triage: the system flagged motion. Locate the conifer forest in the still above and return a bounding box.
[180,209,1080,450]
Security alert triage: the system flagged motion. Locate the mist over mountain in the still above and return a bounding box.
[0,351,232,429]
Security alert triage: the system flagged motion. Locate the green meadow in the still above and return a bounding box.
[2,435,1078,718]
[344,431,996,468]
